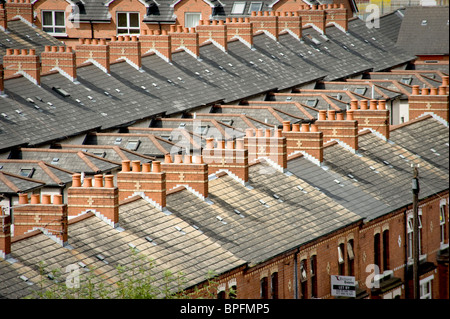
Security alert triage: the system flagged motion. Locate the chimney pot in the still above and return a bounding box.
[350,100,358,110]
[83,177,92,188]
[174,154,183,163]
[369,100,378,110]
[122,160,131,172]
[282,121,291,132]
[18,193,29,204]
[184,155,192,164]
[336,112,344,120]
[318,110,327,120]
[430,87,438,95]
[142,163,151,172]
[236,139,245,149]
[378,100,386,110]
[412,85,420,95]
[42,194,51,204]
[292,123,300,132]
[165,154,173,163]
[152,161,161,173]
[265,129,271,138]
[360,100,368,110]
[246,128,254,137]
[206,138,214,149]
[227,140,235,149]
[72,173,82,187]
[94,174,103,187]
[438,86,447,95]
[53,194,63,205]
[193,155,204,164]
[31,194,40,204]
[442,76,449,87]
[347,110,354,121]
[310,124,319,132]
[300,124,309,132]
[327,110,336,120]
[104,175,114,188]
[132,160,141,172]
[421,88,429,95]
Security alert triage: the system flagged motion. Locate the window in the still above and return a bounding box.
[217,290,226,299]
[401,77,412,85]
[338,244,345,275]
[270,272,278,299]
[440,202,448,246]
[347,240,355,276]
[374,233,381,268]
[126,139,141,151]
[300,259,308,299]
[231,2,246,14]
[305,99,318,107]
[310,255,318,298]
[185,12,201,28]
[407,211,423,260]
[248,2,262,14]
[42,11,66,34]
[420,276,434,299]
[117,12,140,35]
[421,19,427,26]
[19,168,35,178]
[354,87,367,95]
[229,285,237,299]
[382,230,390,270]
[260,277,268,299]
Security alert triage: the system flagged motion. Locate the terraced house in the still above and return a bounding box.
[0,0,448,300]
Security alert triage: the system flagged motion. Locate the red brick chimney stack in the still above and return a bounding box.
[161,154,209,200]
[409,84,449,122]
[117,160,167,211]
[169,25,200,59]
[282,121,324,164]
[226,17,254,49]
[5,0,33,26]
[109,35,142,70]
[244,128,287,172]
[278,11,302,40]
[350,99,390,140]
[41,46,77,82]
[0,3,6,31]
[249,11,279,41]
[202,138,249,185]
[75,38,110,73]
[197,20,228,52]
[315,109,358,152]
[68,173,119,228]
[13,193,68,246]
[3,48,40,85]
[299,4,327,34]
[0,213,12,259]
[325,3,348,32]
[140,30,172,63]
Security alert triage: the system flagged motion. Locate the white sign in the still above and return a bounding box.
[331,275,356,298]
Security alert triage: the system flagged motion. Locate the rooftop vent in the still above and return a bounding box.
[52,87,70,98]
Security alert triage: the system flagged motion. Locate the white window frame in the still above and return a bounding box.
[420,275,434,299]
[407,210,423,261]
[231,2,246,15]
[117,12,140,35]
[42,10,66,35]
[440,199,448,248]
[184,12,201,29]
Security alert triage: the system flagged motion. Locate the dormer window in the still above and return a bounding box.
[117,12,140,35]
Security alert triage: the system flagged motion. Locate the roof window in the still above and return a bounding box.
[354,87,367,95]
[248,2,262,13]
[421,20,427,26]
[400,77,412,85]
[126,139,140,151]
[52,86,70,98]
[231,2,246,14]
[305,99,318,107]
[51,157,60,165]
[20,168,35,178]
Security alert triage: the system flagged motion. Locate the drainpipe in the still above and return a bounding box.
[90,20,94,39]
[293,249,299,299]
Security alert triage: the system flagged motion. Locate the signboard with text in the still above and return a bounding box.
[331,275,356,298]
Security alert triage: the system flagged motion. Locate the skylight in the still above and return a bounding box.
[401,77,412,85]
[248,2,262,13]
[126,139,140,151]
[305,99,318,107]
[354,87,367,95]
[19,168,35,178]
[231,2,246,14]
[421,20,427,26]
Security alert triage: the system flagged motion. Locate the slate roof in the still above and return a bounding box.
[0,159,74,186]
[0,205,246,298]
[396,6,449,56]
[0,18,415,152]
[0,170,45,194]
[82,132,183,158]
[0,19,64,63]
